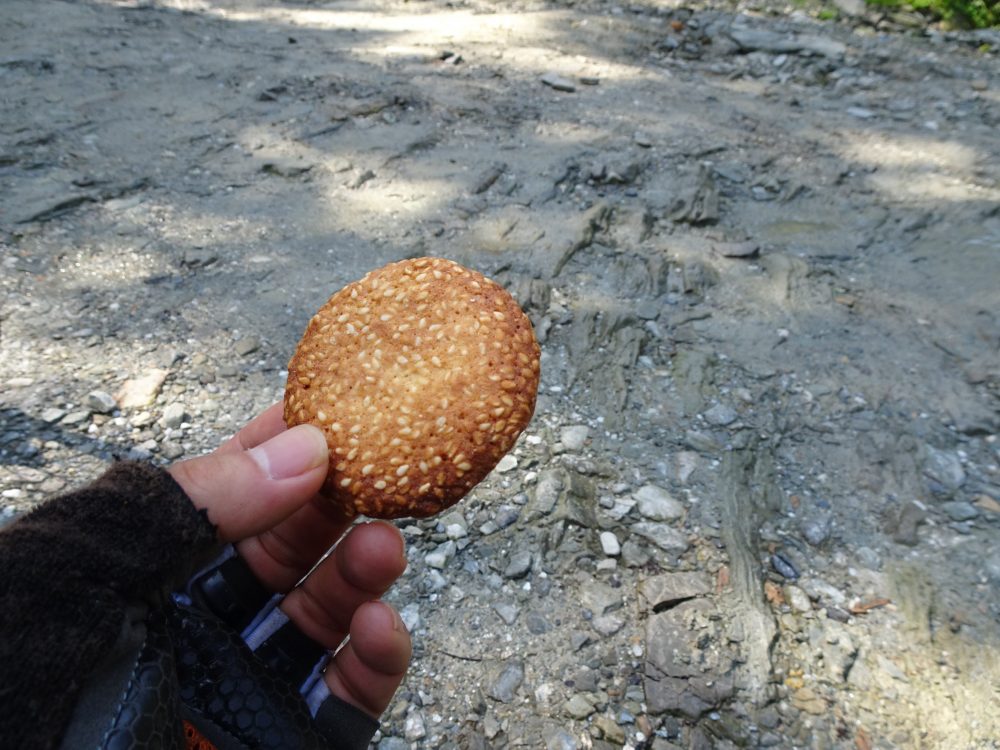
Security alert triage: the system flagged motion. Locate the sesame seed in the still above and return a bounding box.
[396,464,409,476]
[457,461,472,472]
[350,424,362,434]
[362,464,375,475]
[340,478,352,488]
[374,480,387,490]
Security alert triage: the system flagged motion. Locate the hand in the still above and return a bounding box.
[166,403,411,719]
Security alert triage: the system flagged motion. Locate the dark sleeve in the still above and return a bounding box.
[0,461,219,750]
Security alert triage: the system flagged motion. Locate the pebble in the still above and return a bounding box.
[541,72,577,92]
[801,516,831,547]
[783,584,812,613]
[117,369,169,408]
[635,484,685,522]
[560,425,590,451]
[504,549,533,579]
[592,613,625,636]
[703,403,738,427]
[234,336,261,356]
[424,541,455,569]
[940,501,978,522]
[492,601,520,625]
[847,106,876,119]
[403,711,426,741]
[399,603,421,632]
[770,552,799,579]
[378,738,408,750]
[495,454,518,473]
[923,446,966,491]
[161,441,184,460]
[41,408,67,423]
[489,660,524,703]
[564,694,595,719]
[630,521,688,553]
[599,530,621,556]
[61,410,91,426]
[85,390,117,414]
[161,402,186,429]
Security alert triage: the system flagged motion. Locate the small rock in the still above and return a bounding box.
[564,694,595,719]
[923,446,965,492]
[592,613,625,636]
[940,501,978,522]
[631,522,688,553]
[855,546,882,571]
[41,408,67,424]
[61,410,91,426]
[117,369,169,409]
[599,531,621,556]
[404,711,427,741]
[703,403,738,427]
[234,336,261,357]
[161,441,184,460]
[801,516,831,546]
[580,582,623,616]
[39,477,66,494]
[161,402,186,429]
[541,72,577,92]
[560,425,590,451]
[130,411,154,428]
[770,553,799,579]
[847,106,875,120]
[489,660,524,703]
[85,390,117,414]
[425,540,455,569]
[784,585,812,613]
[495,454,518,473]
[503,549,533,579]
[378,738,409,750]
[492,602,520,625]
[635,485,685,522]
[399,603,421,632]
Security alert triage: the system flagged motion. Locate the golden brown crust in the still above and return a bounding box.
[284,257,540,519]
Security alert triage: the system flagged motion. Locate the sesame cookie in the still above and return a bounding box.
[284,257,540,519]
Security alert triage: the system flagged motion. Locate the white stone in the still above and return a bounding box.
[634,485,685,521]
[599,531,621,556]
[560,425,590,451]
[495,454,518,473]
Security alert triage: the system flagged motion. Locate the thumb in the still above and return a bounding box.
[168,424,329,542]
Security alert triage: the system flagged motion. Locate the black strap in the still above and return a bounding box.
[190,552,270,632]
[253,619,328,687]
[314,694,381,750]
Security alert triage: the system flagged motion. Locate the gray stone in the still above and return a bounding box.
[941,501,978,522]
[703,403,738,427]
[161,402,186,429]
[638,572,712,611]
[492,601,519,625]
[399,603,421,632]
[526,611,551,634]
[503,549,533,579]
[564,694,595,719]
[592,613,625,636]
[784,584,812,613]
[727,28,847,59]
[635,484,685,522]
[489,660,524,703]
[801,516,832,546]
[85,390,117,414]
[621,539,652,567]
[378,738,409,750]
[61,410,91,425]
[41,408,67,423]
[630,521,689,553]
[528,469,563,520]
[560,425,590,451]
[545,728,578,750]
[580,581,623,616]
[161,441,184,460]
[425,540,455,569]
[541,72,576,92]
[923,446,965,491]
[495,454,517,473]
[404,710,426,741]
[234,336,261,357]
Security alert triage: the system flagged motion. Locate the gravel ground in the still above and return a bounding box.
[2,1,999,748]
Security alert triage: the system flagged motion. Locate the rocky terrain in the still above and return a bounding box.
[2,0,999,748]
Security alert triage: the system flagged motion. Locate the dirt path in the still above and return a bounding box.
[2,1,999,747]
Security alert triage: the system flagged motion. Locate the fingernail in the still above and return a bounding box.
[249,424,328,480]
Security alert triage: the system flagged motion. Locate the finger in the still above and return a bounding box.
[325,601,411,718]
[217,402,287,455]
[236,494,354,592]
[168,423,328,542]
[278,521,407,646]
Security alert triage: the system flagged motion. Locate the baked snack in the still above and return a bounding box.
[284,257,540,519]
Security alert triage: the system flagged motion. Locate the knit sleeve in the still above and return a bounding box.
[0,461,219,750]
